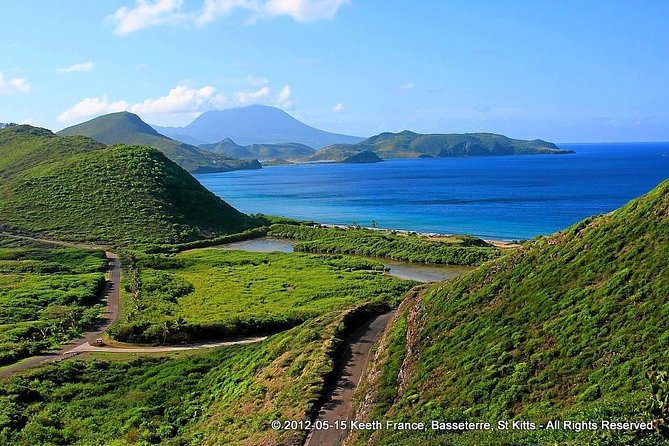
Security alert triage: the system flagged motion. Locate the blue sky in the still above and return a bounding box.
[1,0,668,142]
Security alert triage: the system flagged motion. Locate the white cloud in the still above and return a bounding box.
[0,72,31,94]
[58,95,130,122]
[58,85,230,123]
[131,85,227,115]
[263,0,349,22]
[399,81,415,90]
[235,86,270,104]
[108,0,186,36]
[58,80,293,123]
[332,102,345,112]
[108,0,348,35]
[57,61,95,74]
[196,0,255,26]
[276,84,292,108]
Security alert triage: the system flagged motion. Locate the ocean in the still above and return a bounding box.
[195,142,669,240]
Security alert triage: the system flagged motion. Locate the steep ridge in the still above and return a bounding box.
[353,179,669,445]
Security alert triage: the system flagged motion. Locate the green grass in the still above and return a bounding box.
[268,223,501,266]
[113,249,414,343]
[0,125,261,246]
[0,309,374,446]
[0,234,107,366]
[358,179,669,445]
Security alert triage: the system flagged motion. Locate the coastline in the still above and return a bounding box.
[314,223,523,248]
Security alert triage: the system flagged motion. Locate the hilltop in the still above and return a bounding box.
[305,130,573,162]
[58,112,261,173]
[0,125,260,245]
[343,150,383,163]
[351,178,669,445]
[154,104,363,147]
[201,137,315,161]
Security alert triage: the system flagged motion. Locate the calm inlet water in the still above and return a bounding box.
[196,143,669,240]
[218,237,470,282]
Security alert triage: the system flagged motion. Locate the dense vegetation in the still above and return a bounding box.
[0,309,375,445]
[113,249,414,343]
[58,112,261,173]
[305,130,573,162]
[0,125,260,245]
[0,234,107,366]
[352,179,669,445]
[201,137,315,161]
[268,224,501,266]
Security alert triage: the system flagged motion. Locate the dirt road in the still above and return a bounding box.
[304,311,395,446]
[0,252,121,378]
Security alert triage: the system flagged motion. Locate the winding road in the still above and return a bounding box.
[0,245,266,378]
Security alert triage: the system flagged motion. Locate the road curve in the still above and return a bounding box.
[0,252,121,378]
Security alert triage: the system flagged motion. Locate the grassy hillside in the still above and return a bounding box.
[0,309,371,445]
[268,224,501,266]
[352,179,669,445]
[0,233,107,366]
[58,112,261,173]
[201,137,315,161]
[113,249,413,343]
[0,126,259,245]
[306,131,573,162]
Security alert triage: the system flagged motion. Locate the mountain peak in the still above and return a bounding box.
[155,106,364,148]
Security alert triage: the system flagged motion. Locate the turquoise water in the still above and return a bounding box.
[195,143,669,240]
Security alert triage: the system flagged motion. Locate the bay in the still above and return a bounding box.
[195,142,669,240]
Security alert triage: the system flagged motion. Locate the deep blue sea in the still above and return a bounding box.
[195,143,669,240]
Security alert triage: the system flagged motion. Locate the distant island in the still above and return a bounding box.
[304,130,573,162]
[55,110,573,170]
[154,104,364,148]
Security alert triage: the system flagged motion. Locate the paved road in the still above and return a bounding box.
[304,312,395,446]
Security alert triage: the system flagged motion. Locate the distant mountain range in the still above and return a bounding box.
[153,105,364,148]
[58,112,261,173]
[304,130,573,162]
[201,138,315,161]
[0,123,17,129]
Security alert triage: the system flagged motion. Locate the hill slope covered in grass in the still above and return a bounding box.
[306,131,573,162]
[0,125,260,245]
[58,112,261,173]
[349,179,669,445]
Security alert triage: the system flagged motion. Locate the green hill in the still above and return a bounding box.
[58,112,261,173]
[306,131,573,162]
[352,179,669,446]
[343,150,383,163]
[0,125,259,245]
[201,137,315,161]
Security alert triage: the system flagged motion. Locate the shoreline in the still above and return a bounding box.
[313,223,523,248]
